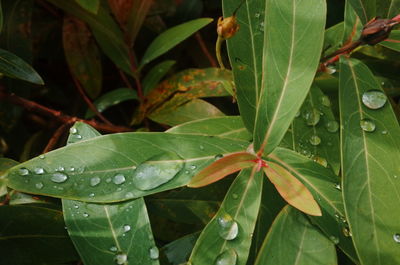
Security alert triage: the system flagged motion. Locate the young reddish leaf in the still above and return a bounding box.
[187,152,257,188]
[263,161,322,216]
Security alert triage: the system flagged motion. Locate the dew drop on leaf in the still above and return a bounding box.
[39,154,45,159]
[312,156,327,167]
[334,183,341,190]
[83,212,89,218]
[360,119,376,132]
[303,108,320,126]
[149,246,159,260]
[123,225,131,232]
[74,205,79,209]
[35,182,44,189]
[34,168,45,175]
[320,95,331,107]
[113,174,126,185]
[18,168,29,176]
[215,154,223,160]
[51,172,68,183]
[90,177,101,187]
[132,152,184,191]
[232,193,238,199]
[214,249,237,265]
[393,233,400,243]
[69,127,78,134]
[199,145,205,150]
[190,165,197,170]
[89,193,95,198]
[362,90,387,109]
[325,121,339,133]
[217,214,239,240]
[114,252,127,264]
[309,135,321,146]
[110,246,118,252]
[342,227,352,237]
[381,130,388,135]
[329,236,339,244]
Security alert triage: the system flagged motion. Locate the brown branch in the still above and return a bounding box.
[71,75,113,126]
[195,32,217,67]
[43,123,71,153]
[0,88,132,133]
[119,70,134,90]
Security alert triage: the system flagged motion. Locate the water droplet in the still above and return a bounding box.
[360,119,376,132]
[215,154,223,160]
[325,121,339,133]
[295,111,300,118]
[303,108,320,126]
[114,252,127,264]
[113,174,126,185]
[18,168,29,176]
[232,193,238,199]
[329,236,339,244]
[258,22,264,32]
[199,145,204,150]
[68,167,75,172]
[312,156,327,167]
[34,168,45,175]
[56,166,65,172]
[83,212,89,218]
[217,214,239,240]
[125,192,134,198]
[326,66,336,74]
[381,130,388,135]
[343,227,352,237]
[132,152,184,191]
[394,175,398,179]
[89,193,95,198]
[74,205,79,209]
[106,178,112,183]
[255,13,260,18]
[190,165,197,170]
[334,183,341,190]
[123,225,131,232]
[362,90,387,109]
[35,182,44,189]
[214,249,237,265]
[51,172,68,183]
[69,127,77,134]
[320,95,331,107]
[76,135,82,139]
[90,177,101,187]
[149,246,159,260]
[110,246,118,252]
[39,154,45,159]
[393,233,400,243]
[309,135,321,146]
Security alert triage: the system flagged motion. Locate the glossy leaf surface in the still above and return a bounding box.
[268,147,359,263]
[85,88,137,118]
[339,57,400,265]
[63,16,102,98]
[189,167,263,265]
[263,161,321,216]
[75,0,99,14]
[0,205,77,265]
[143,60,176,95]
[139,18,212,67]
[5,133,248,202]
[0,48,43,85]
[255,205,337,265]
[188,152,256,188]
[253,0,326,154]
[161,233,199,265]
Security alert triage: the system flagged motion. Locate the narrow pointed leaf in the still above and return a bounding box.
[255,205,337,265]
[0,48,43,85]
[75,0,99,14]
[268,147,359,263]
[377,0,400,18]
[139,18,213,67]
[263,161,321,216]
[167,116,251,141]
[126,0,154,46]
[188,152,256,188]
[0,205,78,265]
[339,57,400,265]
[5,133,248,203]
[189,167,263,265]
[253,0,326,154]
[143,60,176,95]
[162,233,199,265]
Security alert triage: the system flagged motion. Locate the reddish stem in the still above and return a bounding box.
[128,50,144,101]
[119,70,134,90]
[195,32,217,67]
[43,123,71,153]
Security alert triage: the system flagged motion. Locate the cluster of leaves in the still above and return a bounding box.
[1,0,400,265]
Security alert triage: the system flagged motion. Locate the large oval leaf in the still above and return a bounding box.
[255,205,337,265]
[339,57,400,265]
[253,0,326,154]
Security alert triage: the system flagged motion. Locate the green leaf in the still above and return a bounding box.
[284,85,340,174]
[343,0,363,44]
[377,0,400,18]
[347,0,376,24]
[143,60,176,96]
[75,0,99,14]
[85,88,137,118]
[167,116,251,141]
[255,205,337,265]
[189,167,263,265]
[381,30,400,52]
[63,16,102,99]
[188,152,256,188]
[323,22,344,57]
[264,161,321,216]
[0,205,78,265]
[126,0,153,46]
[339,57,400,265]
[0,158,18,196]
[161,232,199,265]
[0,48,43,85]
[5,133,248,203]
[46,0,132,75]
[253,0,326,154]
[139,18,213,67]
[149,98,225,126]
[268,147,359,263]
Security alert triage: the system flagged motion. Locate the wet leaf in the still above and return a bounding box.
[0,205,78,265]
[263,161,321,216]
[139,18,213,67]
[85,88,137,118]
[188,152,256,188]
[63,16,102,98]
[143,60,176,96]
[189,168,263,265]
[75,0,99,14]
[161,232,199,265]
[149,98,225,126]
[0,48,43,85]
[339,57,400,265]
[255,205,337,265]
